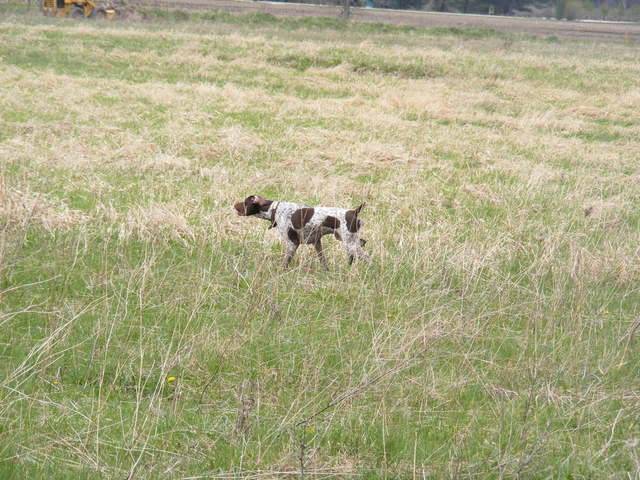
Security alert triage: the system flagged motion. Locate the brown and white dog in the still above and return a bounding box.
[234,195,370,269]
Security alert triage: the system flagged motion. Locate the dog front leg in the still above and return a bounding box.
[283,243,298,268]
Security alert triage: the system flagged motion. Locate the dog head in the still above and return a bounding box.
[234,195,272,216]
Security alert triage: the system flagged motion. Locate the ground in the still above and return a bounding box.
[1,7,640,479]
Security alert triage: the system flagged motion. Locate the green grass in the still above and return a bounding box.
[1,6,640,479]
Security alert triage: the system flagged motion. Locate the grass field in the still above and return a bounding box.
[1,7,640,478]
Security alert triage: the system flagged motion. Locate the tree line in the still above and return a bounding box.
[335,0,640,19]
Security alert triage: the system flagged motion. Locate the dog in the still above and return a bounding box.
[234,195,370,269]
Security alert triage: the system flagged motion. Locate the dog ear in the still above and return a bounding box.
[241,195,261,216]
[253,195,272,212]
[353,202,366,215]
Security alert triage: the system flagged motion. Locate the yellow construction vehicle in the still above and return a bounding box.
[41,0,117,19]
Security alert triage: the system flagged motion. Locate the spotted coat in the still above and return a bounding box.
[234,195,370,268]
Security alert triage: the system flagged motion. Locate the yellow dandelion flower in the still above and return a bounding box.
[167,376,176,384]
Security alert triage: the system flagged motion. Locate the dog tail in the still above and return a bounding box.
[346,203,366,233]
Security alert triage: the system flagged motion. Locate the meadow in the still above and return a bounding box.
[1,6,639,478]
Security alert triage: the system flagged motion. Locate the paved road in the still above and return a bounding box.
[136,0,640,41]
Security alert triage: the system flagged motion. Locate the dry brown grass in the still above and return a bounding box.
[0,182,87,232]
[120,203,195,243]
